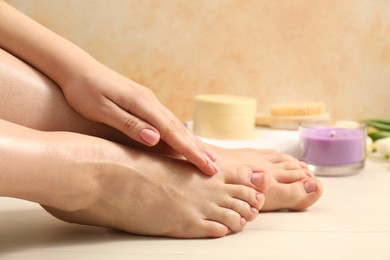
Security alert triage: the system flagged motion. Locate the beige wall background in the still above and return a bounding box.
[8,0,390,121]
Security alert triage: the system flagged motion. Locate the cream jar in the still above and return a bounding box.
[193,94,257,140]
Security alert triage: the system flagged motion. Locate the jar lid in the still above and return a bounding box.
[194,94,256,115]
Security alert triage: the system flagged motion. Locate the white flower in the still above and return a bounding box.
[375,137,390,159]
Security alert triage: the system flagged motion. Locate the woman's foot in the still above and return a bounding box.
[42,136,272,238]
[208,146,323,211]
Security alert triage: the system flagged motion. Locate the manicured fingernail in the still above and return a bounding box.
[205,148,217,161]
[208,159,219,173]
[139,129,160,145]
[204,155,218,174]
[304,179,317,193]
[251,172,264,188]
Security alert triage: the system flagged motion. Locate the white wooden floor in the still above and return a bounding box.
[1,129,390,260]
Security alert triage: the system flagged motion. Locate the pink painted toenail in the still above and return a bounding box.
[240,217,247,226]
[256,192,264,202]
[300,161,308,169]
[306,169,314,177]
[251,172,264,188]
[304,179,317,193]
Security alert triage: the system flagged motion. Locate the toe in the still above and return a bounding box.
[261,177,323,211]
[211,208,245,233]
[267,152,298,164]
[196,220,230,238]
[223,186,265,221]
[223,164,272,193]
[276,160,303,170]
[273,168,308,183]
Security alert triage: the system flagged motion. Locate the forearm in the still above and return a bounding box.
[0,119,97,211]
[0,0,96,88]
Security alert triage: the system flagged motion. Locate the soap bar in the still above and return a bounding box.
[193,94,257,140]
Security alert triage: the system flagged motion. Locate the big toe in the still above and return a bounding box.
[261,177,323,211]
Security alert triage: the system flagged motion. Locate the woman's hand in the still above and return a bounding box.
[0,1,217,176]
[61,63,218,175]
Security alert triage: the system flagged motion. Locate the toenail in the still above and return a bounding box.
[256,192,264,202]
[306,169,314,177]
[251,171,264,187]
[300,161,308,169]
[240,217,247,226]
[304,179,317,193]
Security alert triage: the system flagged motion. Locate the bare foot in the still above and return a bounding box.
[42,137,272,238]
[207,146,323,211]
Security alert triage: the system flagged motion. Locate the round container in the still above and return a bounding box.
[193,94,257,140]
[299,120,366,176]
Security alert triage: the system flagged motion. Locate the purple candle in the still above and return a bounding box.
[300,121,366,175]
[301,128,365,165]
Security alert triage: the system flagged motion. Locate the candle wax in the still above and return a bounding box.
[301,127,365,166]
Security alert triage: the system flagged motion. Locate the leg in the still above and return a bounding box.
[0,47,322,211]
[0,48,130,143]
[0,47,178,155]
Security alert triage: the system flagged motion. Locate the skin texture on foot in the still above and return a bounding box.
[40,134,271,238]
[0,118,270,238]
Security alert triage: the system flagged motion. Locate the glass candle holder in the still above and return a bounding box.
[299,120,366,176]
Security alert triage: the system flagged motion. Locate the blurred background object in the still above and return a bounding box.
[8,0,390,121]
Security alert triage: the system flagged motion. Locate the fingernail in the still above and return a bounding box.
[304,179,317,193]
[208,159,219,173]
[251,171,264,188]
[204,148,217,161]
[140,129,160,145]
[251,207,258,213]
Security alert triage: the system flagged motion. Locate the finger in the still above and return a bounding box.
[147,106,219,175]
[101,101,161,146]
[114,86,218,175]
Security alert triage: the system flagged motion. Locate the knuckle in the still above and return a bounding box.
[137,86,156,101]
[160,119,183,139]
[168,119,181,132]
[122,117,140,133]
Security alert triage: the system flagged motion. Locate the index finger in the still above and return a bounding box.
[158,111,219,175]
[117,86,219,175]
